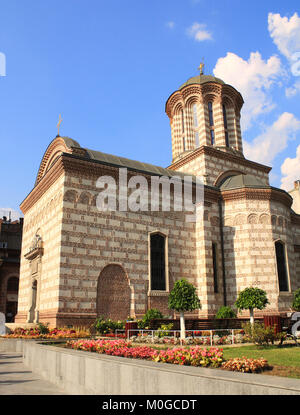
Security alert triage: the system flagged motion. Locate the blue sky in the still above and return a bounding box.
[0,0,299,219]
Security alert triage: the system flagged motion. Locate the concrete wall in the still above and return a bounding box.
[1,339,299,395]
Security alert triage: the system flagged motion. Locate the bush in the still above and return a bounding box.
[242,322,283,346]
[93,316,125,334]
[292,288,300,311]
[137,309,164,329]
[215,306,237,319]
[37,322,50,334]
[156,323,174,337]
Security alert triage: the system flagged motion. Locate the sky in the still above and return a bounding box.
[0,0,299,220]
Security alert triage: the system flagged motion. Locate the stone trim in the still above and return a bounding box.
[221,187,292,208]
[168,145,271,174]
[20,156,64,214]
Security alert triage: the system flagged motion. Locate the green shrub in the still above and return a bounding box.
[242,322,283,346]
[156,323,174,337]
[93,316,125,334]
[292,288,300,311]
[37,322,50,334]
[215,306,237,319]
[138,308,164,329]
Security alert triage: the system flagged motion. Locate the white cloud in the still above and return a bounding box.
[243,112,300,165]
[186,22,212,42]
[268,12,300,60]
[166,21,175,29]
[285,79,300,97]
[213,52,283,130]
[280,145,300,191]
[0,208,23,221]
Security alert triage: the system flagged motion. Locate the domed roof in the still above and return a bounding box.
[219,174,270,190]
[179,74,225,90]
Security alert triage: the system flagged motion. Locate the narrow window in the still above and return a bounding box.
[150,233,166,290]
[222,104,227,129]
[181,109,186,151]
[195,132,199,147]
[208,102,215,145]
[223,105,229,147]
[275,241,289,292]
[212,243,218,293]
[210,129,215,145]
[193,104,198,127]
[208,102,214,126]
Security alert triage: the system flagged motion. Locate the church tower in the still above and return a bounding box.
[165,66,271,187]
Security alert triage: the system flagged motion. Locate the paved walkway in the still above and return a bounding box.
[0,352,66,395]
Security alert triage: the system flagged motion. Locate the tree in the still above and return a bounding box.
[235,287,269,325]
[168,279,201,339]
[292,288,300,311]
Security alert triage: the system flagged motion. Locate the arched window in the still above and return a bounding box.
[192,104,200,148]
[193,104,198,127]
[275,241,289,292]
[208,102,215,145]
[181,109,186,151]
[150,233,166,290]
[222,104,229,147]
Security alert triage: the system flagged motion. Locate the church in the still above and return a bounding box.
[15,68,300,327]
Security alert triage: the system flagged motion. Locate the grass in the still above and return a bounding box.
[222,344,300,379]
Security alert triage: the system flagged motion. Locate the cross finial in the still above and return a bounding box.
[198,61,204,75]
[57,114,63,137]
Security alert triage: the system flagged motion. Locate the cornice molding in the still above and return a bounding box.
[168,145,272,174]
[221,187,293,208]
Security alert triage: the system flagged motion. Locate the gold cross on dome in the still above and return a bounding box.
[198,61,204,75]
[57,114,63,136]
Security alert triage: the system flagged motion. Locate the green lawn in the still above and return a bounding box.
[222,344,300,378]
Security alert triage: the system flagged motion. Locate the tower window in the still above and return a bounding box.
[193,104,198,127]
[212,243,218,293]
[195,132,199,147]
[223,105,229,147]
[208,102,214,126]
[210,130,215,145]
[150,233,166,291]
[181,109,186,151]
[208,102,215,145]
[275,241,289,292]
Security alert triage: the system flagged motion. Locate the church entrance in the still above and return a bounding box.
[97,264,131,321]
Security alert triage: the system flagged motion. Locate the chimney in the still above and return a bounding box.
[295,180,300,190]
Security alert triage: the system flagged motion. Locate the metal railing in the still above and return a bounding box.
[115,328,243,345]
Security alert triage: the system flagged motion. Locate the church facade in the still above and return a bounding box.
[15,72,300,327]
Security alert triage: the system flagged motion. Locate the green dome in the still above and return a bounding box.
[219,174,270,190]
[179,74,225,90]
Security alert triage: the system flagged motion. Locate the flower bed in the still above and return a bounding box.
[2,327,90,339]
[66,339,224,368]
[221,357,270,373]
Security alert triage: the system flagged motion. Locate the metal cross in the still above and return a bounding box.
[198,61,204,75]
[57,114,63,136]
